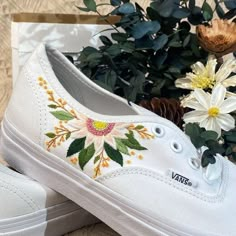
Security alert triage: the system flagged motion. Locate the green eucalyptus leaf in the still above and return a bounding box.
[99,35,112,46]
[105,70,117,90]
[185,123,205,148]
[77,7,91,12]
[86,52,103,61]
[202,2,213,21]
[172,8,190,19]
[154,51,168,68]
[106,44,121,57]
[150,0,174,18]
[50,111,74,121]
[111,32,129,42]
[79,143,95,170]
[225,146,233,156]
[232,152,236,161]
[152,34,168,51]
[104,142,123,166]
[225,133,236,143]
[214,0,225,18]
[111,0,121,6]
[224,0,236,10]
[200,131,218,141]
[189,0,195,11]
[224,9,236,19]
[183,34,191,47]
[83,0,97,12]
[118,3,135,14]
[94,80,113,92]
[206,140,224,154]
[202,150,216,167]
[132,21,160,39]
[120,41,135,53]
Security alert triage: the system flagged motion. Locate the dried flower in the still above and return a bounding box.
[196,19,236,57]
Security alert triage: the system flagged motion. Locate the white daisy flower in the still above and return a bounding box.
[175,55,236,90]
[67,114,127,156]
[183,85,236,135]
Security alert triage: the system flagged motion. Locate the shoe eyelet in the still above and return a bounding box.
[152,126,165,137]
[170,141,182,153]
[188,157,200,170]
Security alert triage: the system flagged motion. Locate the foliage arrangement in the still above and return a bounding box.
[77,0,236,168]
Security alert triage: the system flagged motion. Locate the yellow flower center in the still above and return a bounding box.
[191,75,215,89]
[92,121,108,130]
[208,107,220,117]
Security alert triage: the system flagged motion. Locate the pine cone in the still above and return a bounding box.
[139,97,185,128]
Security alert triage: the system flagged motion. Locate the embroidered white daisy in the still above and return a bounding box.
[67,114,127,155]
[175,55,236,90]
[183,85,236,135]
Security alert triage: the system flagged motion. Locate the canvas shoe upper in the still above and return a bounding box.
[0,163,98,235]
[1,44,235,236]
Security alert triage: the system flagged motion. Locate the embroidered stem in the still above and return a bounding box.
[127,124,154,139]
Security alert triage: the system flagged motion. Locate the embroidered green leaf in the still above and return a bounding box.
[104,142,123,166]
[115,138,129,155]
[122,131,147,150]
[48,104,58,109]
[66,132,71,140]
[94,156,100,164]
[135,125,144,130]
[50,111,74,120]
[45,132,56,138]
[67,137,86,157]
[79,143,95,170]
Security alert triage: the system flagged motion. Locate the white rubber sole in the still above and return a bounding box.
[0,118,193,236]
[0,200,98,236]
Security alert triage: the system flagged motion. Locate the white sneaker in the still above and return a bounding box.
[1,44,235,236]
[0,163,98,235]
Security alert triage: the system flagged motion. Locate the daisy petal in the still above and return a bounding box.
[183,111,208,123]
[204,118,221,136]
[216,114,235,131]
[193,89,210,109]
[191,62,205,75]
[215,59,236,83]
[210,85,226,107]
[206,55,217,78]
[175,78,192,89]
[220,97,236,113]
[222,75,236,88]
[184,99,206,110]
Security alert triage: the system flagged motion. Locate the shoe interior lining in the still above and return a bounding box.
[46,48,137,116]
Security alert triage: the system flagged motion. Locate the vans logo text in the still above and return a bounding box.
[171,172,192,186]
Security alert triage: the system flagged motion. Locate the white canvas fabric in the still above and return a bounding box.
[1,44,235,236]
[0,163,98,235]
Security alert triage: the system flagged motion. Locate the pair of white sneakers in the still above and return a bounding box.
[0,44,235,236]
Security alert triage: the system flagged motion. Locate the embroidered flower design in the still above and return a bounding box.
[67,115,127,157]
[38,77,154,178]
